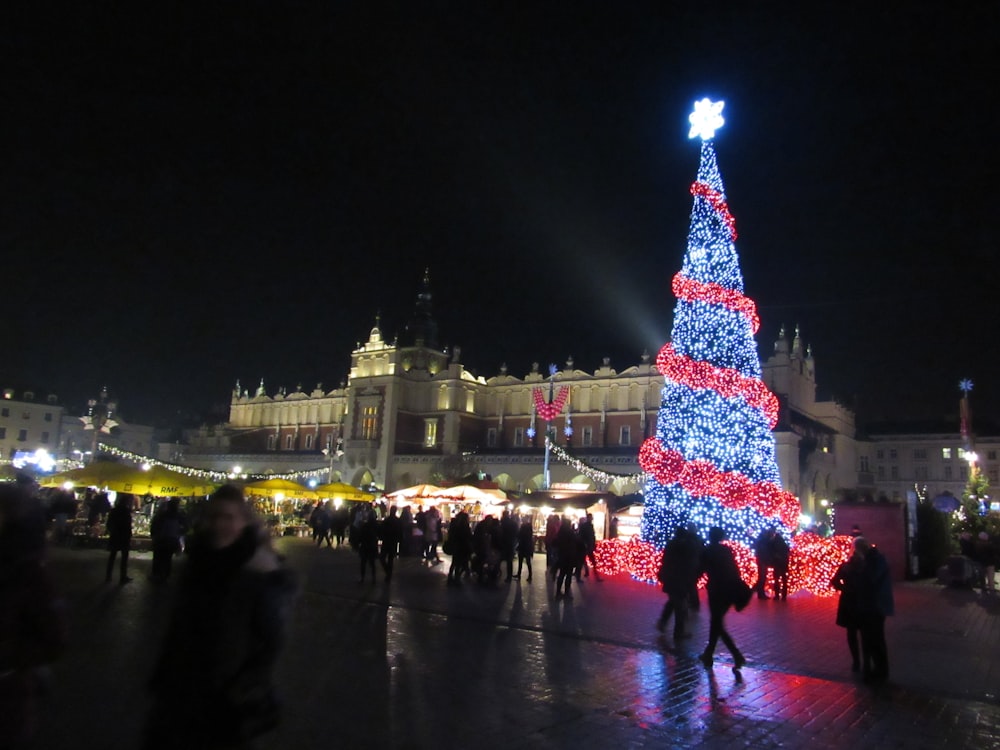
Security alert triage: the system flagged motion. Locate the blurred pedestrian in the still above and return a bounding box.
[656,527,699,641]
[769,530,790,601]
[855,537,894,684]
[357,507,379,583]
[608,516,619,540]
[578,512,601,581]
[554,516,578,599]
[0,484,67,749]
[830,547,865,672]
[379,506,402,581]
[500,510,518,582]
[753,528,774,599]
[515,517,534,582]
[143,484,296,749]
[150,498,187,584]
[313,501,333,548]
[698,527,747,671]
[972,531,997,595]
[424,505,442,563]
[446,511,474,584]
[105,494,134,585]
[544,513,561,577]
[686,523,704,611]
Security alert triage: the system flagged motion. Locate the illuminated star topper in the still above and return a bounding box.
[959,378,974,393]
[688,98,725,140]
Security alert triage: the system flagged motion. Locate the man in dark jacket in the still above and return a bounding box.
[698,527,746,671]
[499,510,519,582]
[105,494,134,584]
[143,484,296,749]
[656,527,700,641]
[855,537,894,684]
[379,506,403,581]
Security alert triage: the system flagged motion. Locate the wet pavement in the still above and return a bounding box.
[33,538,1000,749]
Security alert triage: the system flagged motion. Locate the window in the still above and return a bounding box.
[859,456,870,472]
[989,450,998,461]
[41,431,49,444]
[582,426,593,447]
[915,466,928,480]
[267,434,277,450]
[876,449,884,460]
[877,466,885,479]
[17,429,27,442]
[424,419,438,448]
[989,468,999,483]
[44,412,52,422]
[0,427,5,439]
[913,449,927,461]
[361,406,378,440]
[960,466,969,481]
[486,428,497,448]
[889,449,897,461]
[890,466,898,480]
[942,448,952,460]
[944,465,953,480]
[285,435,294,450]
[513,427,524,447]
[619,425,631,446]
[304,434,313,450]
[21,411,30,420]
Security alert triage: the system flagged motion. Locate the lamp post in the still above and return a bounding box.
[80,387,118,463]
[323,436,344,483]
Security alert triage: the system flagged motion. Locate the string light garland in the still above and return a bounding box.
[544,437,645,485]
[690,181,737,241]
[656,343,778,427]
[671,272,759,333]
[97,444,329,482]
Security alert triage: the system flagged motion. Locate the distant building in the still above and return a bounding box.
[0,388,63,464]
[182,274,864,520]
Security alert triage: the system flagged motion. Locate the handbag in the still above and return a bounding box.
[733,578,753,612]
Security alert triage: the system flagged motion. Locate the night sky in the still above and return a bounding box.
[4,4,998,429]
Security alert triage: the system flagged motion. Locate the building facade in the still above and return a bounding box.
[0,388,63,463]
[181,277,868,520]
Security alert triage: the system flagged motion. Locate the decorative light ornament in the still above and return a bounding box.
[959,378,974,393]
[688,98,725,140]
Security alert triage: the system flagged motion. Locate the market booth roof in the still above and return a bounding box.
[427,485,508,503]
[384,484,442,500]
[243,478,318,500]
[41,461,135,489]
[105,465,216,497]
[314,482,376,502]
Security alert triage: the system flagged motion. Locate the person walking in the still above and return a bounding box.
[656,527,700,642]
[357,507,380,583]
[379,506,403,581]
[446,510,474,584]
[544,513,561,578]
[753,527,773,599]
[698,527,747,671]
[0,483,67,749]
[973,531,997,595]
[770,530,790,601]
[424,505,442,563]
[143,484,296,750]
[150,498,186,584]
[105,494,135,585]
[856,537,894,684]
[554,516,578,599]
[313,501,333,548]
[830,546,865,673]
[578,512,602,581]
[500,510,519,582]
[515,517,535,582]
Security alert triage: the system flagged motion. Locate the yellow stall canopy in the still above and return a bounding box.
[41,461,135,489]
[313,482,375,502]
[243,478,318,501]
[106,465,217,497]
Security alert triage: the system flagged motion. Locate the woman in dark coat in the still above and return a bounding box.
[105,493,134,584]
[144,484,296,750]
[698,527,746,670]
[515,517,535,583]
[830,548,865,672]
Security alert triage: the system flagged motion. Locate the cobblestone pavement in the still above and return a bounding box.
[33,539,1000,749]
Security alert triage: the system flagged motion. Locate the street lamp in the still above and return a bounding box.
[322,436,344,483]
[80,387,118,462]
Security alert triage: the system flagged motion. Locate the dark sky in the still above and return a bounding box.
[4,4,998,429]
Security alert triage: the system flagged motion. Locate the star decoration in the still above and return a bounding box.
[688,98,725,140]
[959,378,974,393]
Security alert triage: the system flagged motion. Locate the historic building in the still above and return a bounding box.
[179,275,868,520]
[0,388,63,463]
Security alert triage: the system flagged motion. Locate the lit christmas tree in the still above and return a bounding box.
[638,99,800,552]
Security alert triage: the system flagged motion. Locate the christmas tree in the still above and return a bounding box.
[638,99,800,552]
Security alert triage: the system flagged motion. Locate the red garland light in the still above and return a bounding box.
[671,273,760,333]
[596,534,855,597]
[640,437,801,529]
[656,344,779,428]
[532,386,569,421]
[690,181,737,241]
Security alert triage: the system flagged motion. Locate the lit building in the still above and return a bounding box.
[0,388,63,465]
[180,275,864,519]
